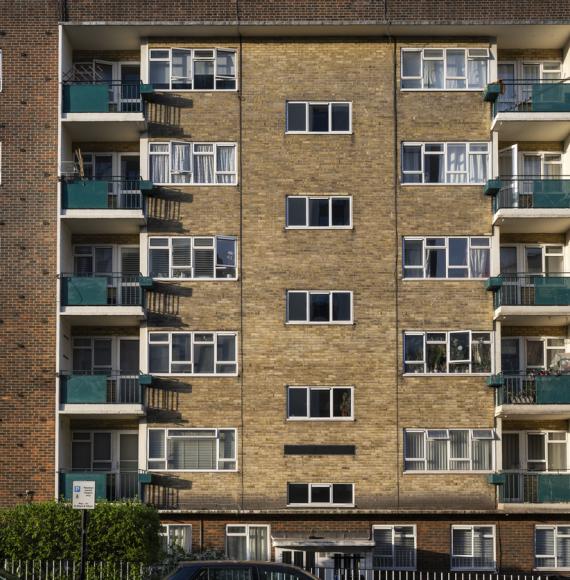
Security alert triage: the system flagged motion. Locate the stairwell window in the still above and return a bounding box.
[286,196,352,228]
[451,526,496,571]
[286,102,352,133]
[404,429,494,472]
[403,237,490,279]
[148,428,236,471]
[535,525,570,570]
[149,142,237,185]
[286,291,352,324]
[149,236,237,280]
[287,483,354,507]
[402,142,488,184]
[404,331,492,374]
[287,386,353,420]
[148,331,237,375]
[149,48,236,91]
[401,48,489,90]
[372,526,416,571]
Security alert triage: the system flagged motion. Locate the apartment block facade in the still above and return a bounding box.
[2,0,570,573]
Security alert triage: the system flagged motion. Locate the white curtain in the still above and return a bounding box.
[446,50,466,88]
[249,527,268,560]
[468,58,487,89]
[469,152,488,183]
[216,145,236,183]
[426,438,448,470]
[171,143,191,183]
[472,439,492,470]
[423,59,444,89]
[447,144,467,183]
[150,148,169,184]
[193,145,214,183]
[470,248,490,278]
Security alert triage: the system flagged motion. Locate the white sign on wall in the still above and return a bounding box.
[72,481,96,510]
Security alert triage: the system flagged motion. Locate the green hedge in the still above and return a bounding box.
[0,501,161,565]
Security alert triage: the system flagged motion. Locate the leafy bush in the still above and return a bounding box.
[0,501,161,565]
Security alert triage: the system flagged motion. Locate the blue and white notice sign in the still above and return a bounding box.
[72,481,96,510]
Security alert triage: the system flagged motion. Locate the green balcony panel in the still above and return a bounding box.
[140,84,154,95]
[138,374,153,386]
[485,277,503,292]
[63,180,109,209]
[62,277,108,306]
[63,84,110,113]
[532,83,570,112]
[484,179,502,196]
[62,375,108,404]
[138,472,153,484]
[60,472,108,501]
[483,83,501,103]
[536,375,570,404]
[538,474,570,502]
[488,473,505,485]
[138,276,154,289]
[534,276,570,305]
[487,374,504,387]
[139,180,153,192]
[533,180,570,208]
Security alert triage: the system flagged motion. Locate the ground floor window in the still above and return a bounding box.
[535,525,570,569]
[451,525,496,570]
[159,524,192,554]
[226,525,270,561]
[372,526,416,570]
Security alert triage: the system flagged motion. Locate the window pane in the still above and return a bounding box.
[287,103,306,132]
[449,238,468,266]
[332,292,351,322]
[288,388,307,418]
[216,238,236,278]
[453,528,472,557]
[149,344,169,373]
[150,248,170,278]
[424,151,444,183]
[332,388,352,418]
[171,50,192,89]
[288,484,309,504]
[447,144,467,183]
[309,293,330,322]
[403,239,423,276]
[288,292,307,322]
[217,335,236,362]
[450,332,469,362]
[405,335,424,362]
[249,527,269,561]
[311,485,331,503]
[332,484,353,504]
[331,103,350,132]
[216,51,236,77]
[309,104,329,132]
[309,198,330,227]
[423,59,444,89]
[150,61,169,89]
[331,198,350,226]
[425,248,446,278]
[426,439,448,470]
[287,198,307,227]
[426,342,446,373]
[194,60,214,90]
[227,536,247,560]
[194,343,215,374]
[468,58,487,89]
[172,334,191,362]
[310,389,330,418]
[470,248,490,278]
[446,50,466,89]
[527,340,545,367]
[402,145,421,179]
[402,51,421,77]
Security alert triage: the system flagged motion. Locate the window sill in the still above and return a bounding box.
[400,88,485,93]
[285,226,354,231]
[150,88,238,93]
[399,182,487,187]
[401,277,489,282]
[149,372,239,377]
[287,417,355,422]
[152,182,238,187]
[287,503,355,508]
[148,468,238,473]
[285,321,354,326]
[403,470,493,475]
[285,131,353,136]
[402,373,492,377]
[451,569,496,573]
[150,277,238,282]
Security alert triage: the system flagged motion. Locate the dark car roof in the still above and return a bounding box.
[168,561,319,580]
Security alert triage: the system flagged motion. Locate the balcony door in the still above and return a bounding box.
[118,155,141,209]
[501,338,521,373]
[497,63,516,112]
[119,338,140,403]
[118,432,139,498]
[119,64,141,112]
[499,145,518,207]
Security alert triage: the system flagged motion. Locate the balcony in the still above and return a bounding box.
[59,470,151,501]
[498,472,570,505]
[59,273,147,326]
[487,273,570,325]
[61,177,151,234]
[490,80,570,141]
[61,81,150,141]
[59,373,151,417]
[494,372,570,419]
[490,177,570,233]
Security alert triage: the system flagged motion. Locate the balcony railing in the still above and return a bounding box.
[499,472,570,503]
[496,372,570,405]
[60,273,144,307]
[492,79,570,115]
[60,373,148,405]
[62,81,150,113]
[489,273,570,307]
[61,177,152,210]
[59,470,149,501]
[491,176,570,211]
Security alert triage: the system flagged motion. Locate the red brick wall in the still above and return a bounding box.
[0,0,59,505]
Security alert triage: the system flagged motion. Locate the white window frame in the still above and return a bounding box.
[285,196,353,229]
[148,331,238,376]
[148,48,237,91]
[148,236,238,280]
[401,142,489,185]
[400,48,490,91]
[287,483,355,507]
[149,141,237,186]
[372,525,417,571]
[403,331,493,375]
[451,525,496,571]
[285,101,353,134]
[159,524,192,554]
[286,386,354,421]
[225,525,271,561]
[286,290,353,325]
[535,525,570,571]
[404,429,495,473]
[148,428,237,472]
[403,236,491,279]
